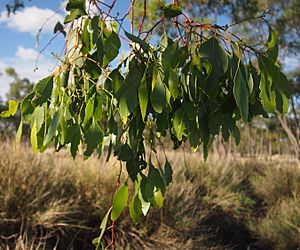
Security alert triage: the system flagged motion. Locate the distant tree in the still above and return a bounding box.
[0,68,33,137]
[135,0,300,55]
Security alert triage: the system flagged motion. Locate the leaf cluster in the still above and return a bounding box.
[0,1,291,247]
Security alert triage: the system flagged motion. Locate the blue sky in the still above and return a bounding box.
[0,1,299,98]
[0,0,130,97]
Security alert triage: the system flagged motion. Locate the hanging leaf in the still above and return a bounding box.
[111,184,129,221]
[150,73,166,113]
[32,76,53,106]
[162,4,182,18]
[129,194,143,224]
[138,76,148,121]
[15,120,23,144]
[148,165,166,192]
[153,190,164,208]
[164,161,173,186]
[199,37,228,77]
[70,123,81,159]
[54,21,66,36]
[173,107,186,140]
[64,0,87,24]
[141,177,155,202]
[199,37,228,98]
[168,68,179,98]
[30,122,38,154]
[92,207,112,249]
[104,31,121,66]
[83,121,103,158]
[125,31,150,51]
[233,65,249,122]
[258,54,290,113]
[119,87,138,124]
[83,96,95,126]
[267,26,278,62]
[44,109,62,146]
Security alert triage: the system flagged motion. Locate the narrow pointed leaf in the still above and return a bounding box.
[44,109,61,146]
[111,184,129,221]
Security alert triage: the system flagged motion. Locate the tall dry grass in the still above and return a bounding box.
[0,140,299,249]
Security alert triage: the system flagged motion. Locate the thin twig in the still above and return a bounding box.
[138,0,146,36]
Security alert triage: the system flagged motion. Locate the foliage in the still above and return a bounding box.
[0,0,291,247]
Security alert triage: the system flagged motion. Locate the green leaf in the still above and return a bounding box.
[150,73,166,113]
[94,94,103,121]
[60,68,70,88]
[21,92,35,121]
[173,107,185,140]
[162,4,182,18]
[16,120,23,144]
[138,76,148,121]
[0,100,18,117]
[148,165,165,192]
[119,87,138,124]
[116,143,134,162]
[83,121,103,158]
[169,68,179,98]
[32,106,44,133]
[111,184,129,221]
[199,37,228,77]
[54,21,65,36]
[258,54,289,113]
[138,190,151,216]
[153,190,163,208]
[93,207,112,249]
[33,75,53,95]
[233,65,249,122]
[125,31,150,51]
[32,76,53,106]
[267,26,278,62]
[199,37,228,98]
[140,177,154,202]
[104,31,121,66]
[83,96,95,126]
[30,122,38,154]
[81,18,91,54]
[66,0,86,12]
[64,0,87,24]
[44,109,61,146]
[129,195,143,224]
[70,123,81,159]
[164,161,173,186]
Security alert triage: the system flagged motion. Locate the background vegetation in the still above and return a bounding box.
[0,141,299,249]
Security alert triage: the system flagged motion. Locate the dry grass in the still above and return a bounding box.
[0,140,299,249]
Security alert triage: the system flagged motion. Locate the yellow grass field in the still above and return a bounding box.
[0,140,299,249]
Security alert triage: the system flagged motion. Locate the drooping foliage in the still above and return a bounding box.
[0,0,290,247]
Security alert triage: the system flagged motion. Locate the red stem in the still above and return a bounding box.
[138,0,146,36]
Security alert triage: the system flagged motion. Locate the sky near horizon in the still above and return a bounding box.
[0,1,299,98]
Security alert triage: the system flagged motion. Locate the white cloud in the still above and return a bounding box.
[15,46,40,61]
[0,6,64,35]
[0,46,58,97]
